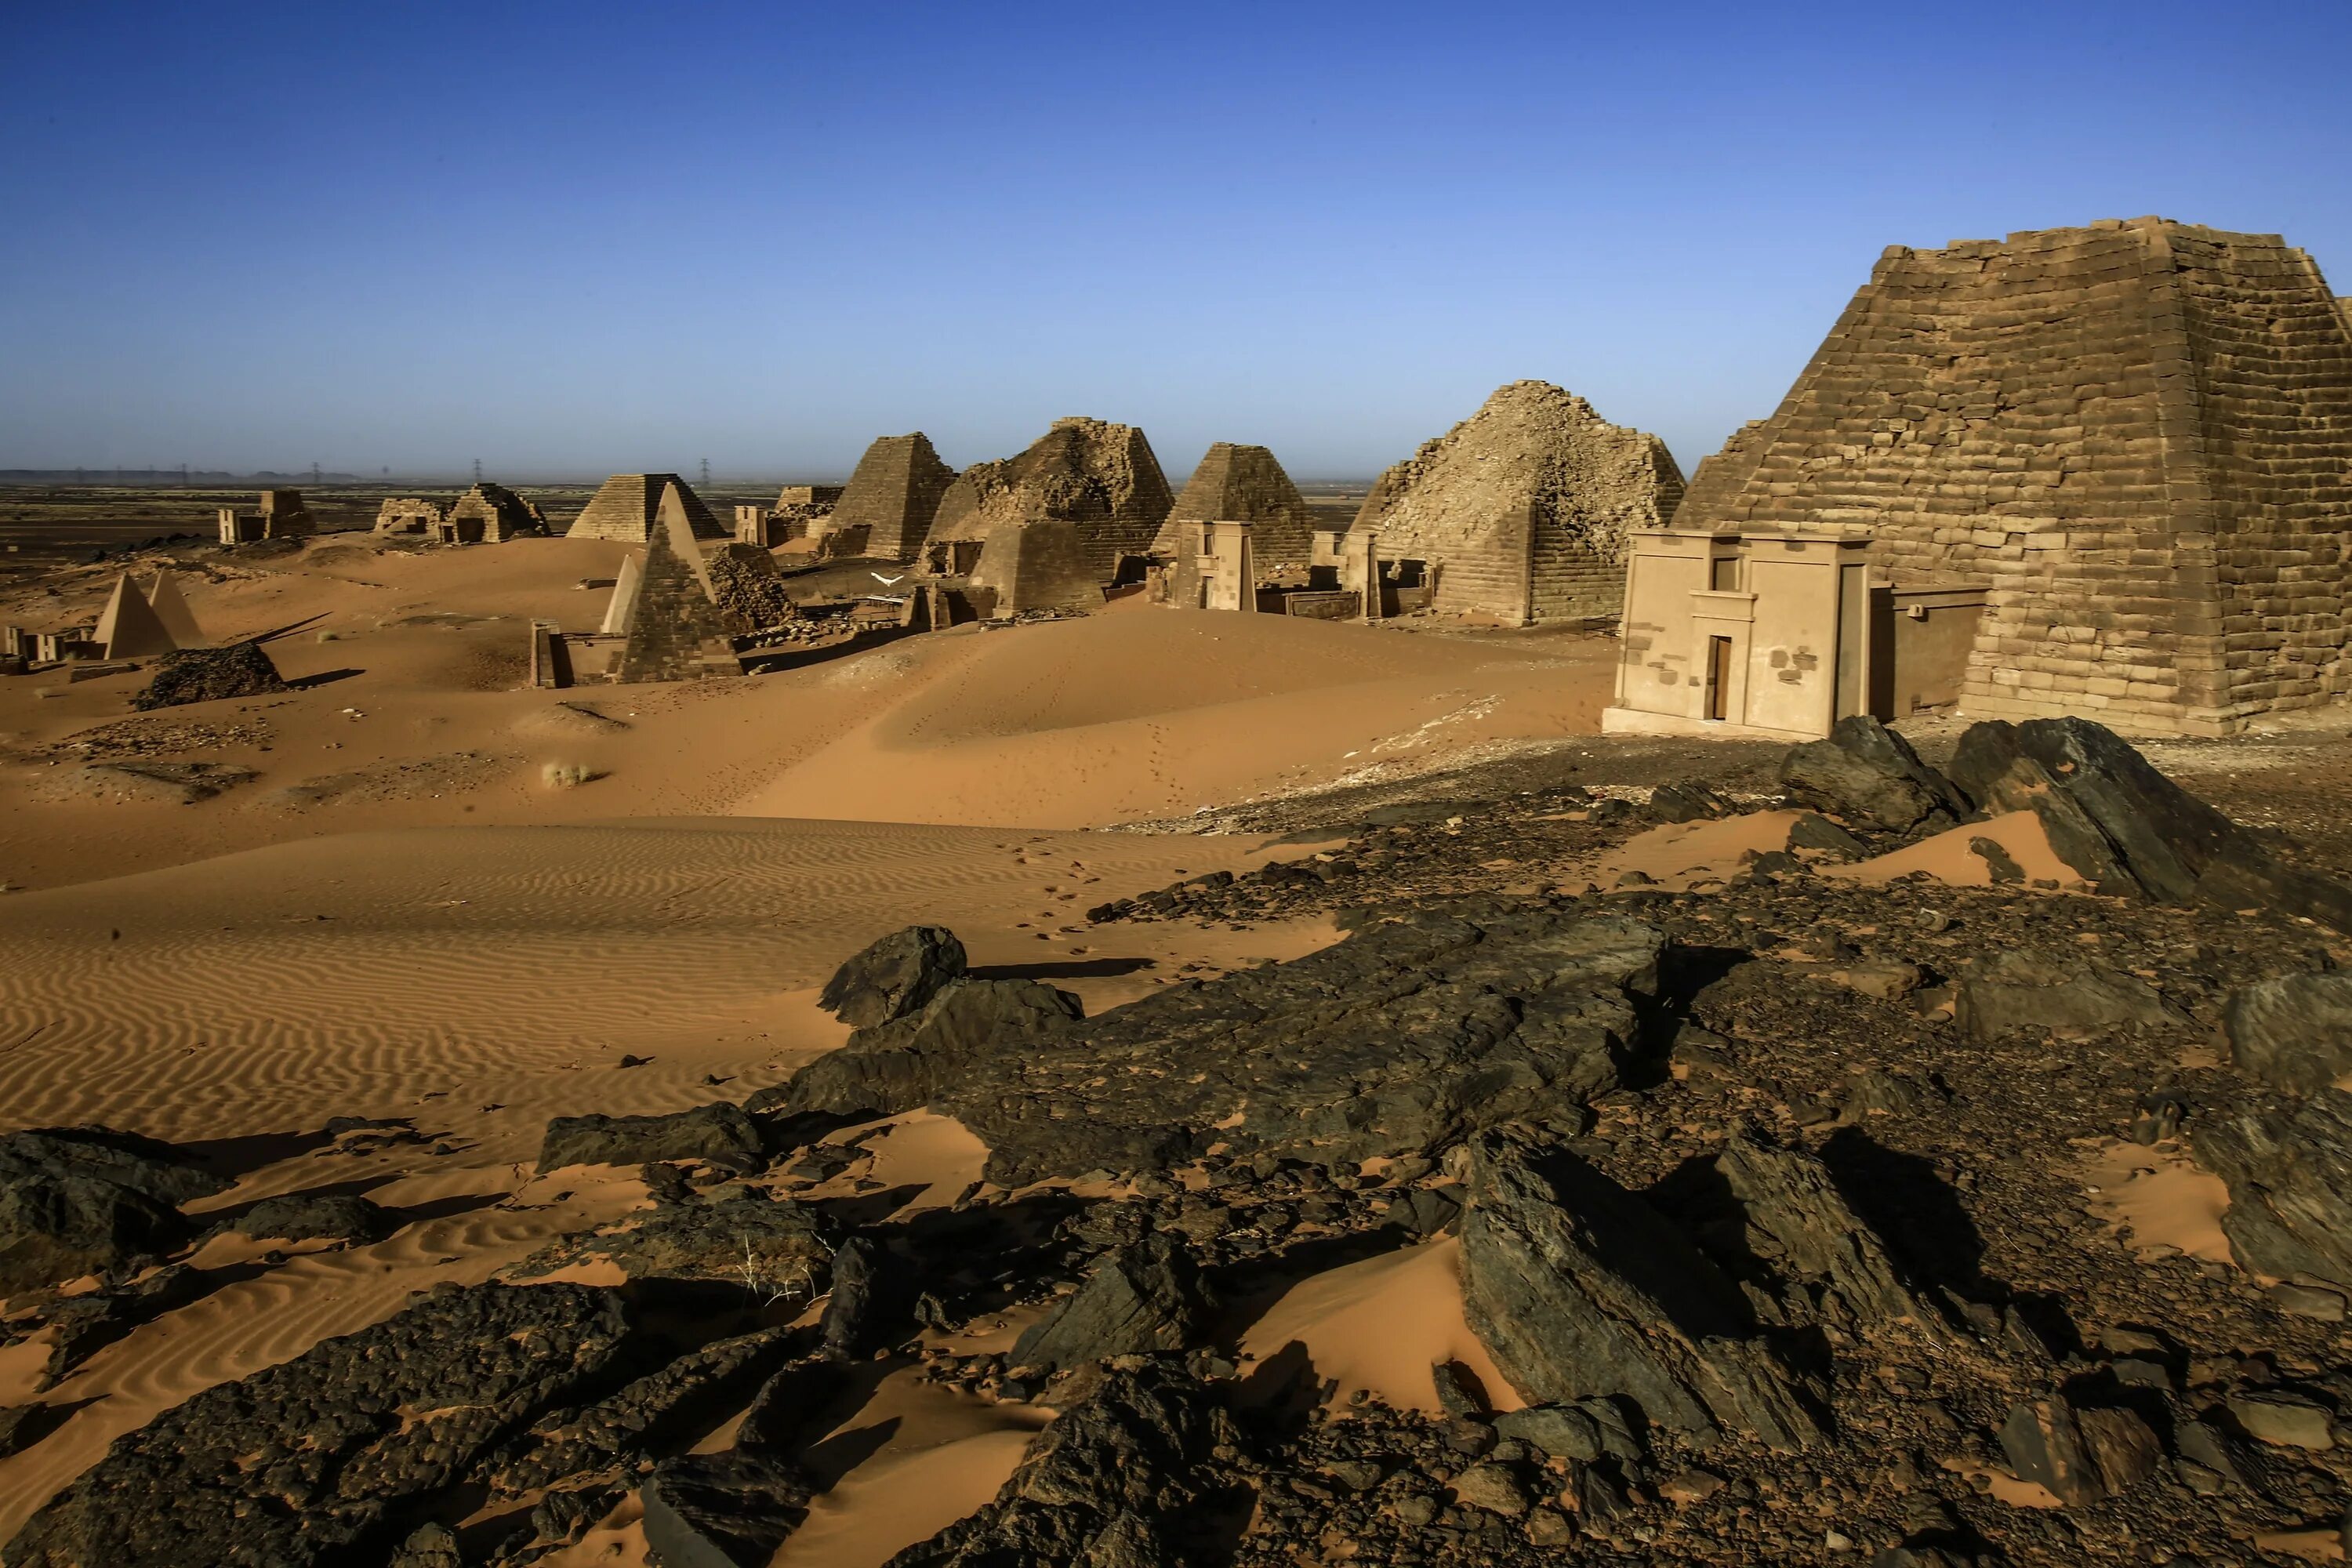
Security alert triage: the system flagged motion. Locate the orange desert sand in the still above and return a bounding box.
[0,535,1623,1548]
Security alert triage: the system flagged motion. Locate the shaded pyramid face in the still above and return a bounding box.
[1675,218,2352,734]
[143,572,204,646]
[1154,442,1313,561]
[566,474,728,543]
[615,484,741,683]
[829,434,957,561]
[599,554,644,636]
[95,573,178,659]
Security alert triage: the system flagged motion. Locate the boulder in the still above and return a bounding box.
[2221,971,2352,1094]
[818,1236,913,1362]
[510,1191,836,1289]
[818,925,969,1029]
[1494,1399,1642,1462]
[1955,952,2186,1041]
[1012,1232,1210,1371]
[5,1282,634,1567]
[1998,1396,2162,1506]
[890,1360,1243,1567]
[1711,1133,1940,1329]
[1457,1129,1824,1450]
[538,1101,765,1174]
[940,902,1664,1185]
[0,1170,194,1295]
[1776,717,1965,833]
[2190,1087,2352,1288]
[0,1125,226,1207]
[206,1192,394,1247]
[1649,782,1733,824]
[760,978,1084,1121]
[641,1450,813,1568]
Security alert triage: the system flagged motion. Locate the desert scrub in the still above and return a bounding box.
[541,760,603,789]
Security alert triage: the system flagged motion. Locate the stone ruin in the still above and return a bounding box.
[927,417,1174,612]
[375,497,441,535]
[1664,216,2352,737]
[1350,381,1686,626]
[735,484,846,550]
[609,484,744,684]
[565,474,728,543]
[216,489,312,545]
[819,434,956,561]
[444,482,547,543]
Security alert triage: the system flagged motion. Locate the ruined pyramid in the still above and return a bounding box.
[931,418,1175,612]
[1675,217,2352,735]
[1154,444,1316,568]
[94,573,178,659]
[566,474,727,543]
[822,434,957,561]
[613,485,742,683]
[1352,381,1685,626]
[142,572,203,646]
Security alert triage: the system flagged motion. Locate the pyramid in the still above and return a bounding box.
[446,481,546,543]
[599,553,644,635]
[565,474,727,543]
[1153,443,1315,566]
[93,574,178,659]
[823,434,956,561]
[1352,381,1684,626]
[931,418,1175,611]
[615,484,742,682]
[1673,216,2352,735]
[143,572,204,646]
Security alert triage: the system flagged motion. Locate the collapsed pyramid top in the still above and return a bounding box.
[1675,216,2352,732]
[565,474,727,543]
[930,417,1174,556]
[1351,380,1685,624]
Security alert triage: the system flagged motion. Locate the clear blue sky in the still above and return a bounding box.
[4,1,2347,482]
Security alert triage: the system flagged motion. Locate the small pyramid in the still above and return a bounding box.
[565,474,727,543]
[94,574,178,659]
[143,571,204,646]
[600,553,644,635]
[615,484,742,682]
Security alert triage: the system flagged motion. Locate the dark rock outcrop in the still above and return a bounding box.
[1777,716,1965,833]
[5,1282,633,1567]
[539,1102,765,1174]
[941,902,1664,1185]
[1998,1396,2163,1506]
[889,1360,1243,1567]
[0,1126,227,1294]
[2191,1087,2352,1289]
[1954,953,2187,1041]
[2221,971,2352,1094]
[205,1192,394,1247]
[510,1192,835,1289]
[1711,1132,1940,1329]
[130,641,289,710]
[1457,1129,1824,1450]
[819,924,970,1028]
[1012,1233,1210,1372]
[757,978,1084,1122]
[641,1450,814,1568]
[495,1326,797,1494]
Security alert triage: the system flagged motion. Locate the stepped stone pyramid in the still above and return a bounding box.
[613,485,742,683]
[1154,443,1316,568]
[566,474,726,543]
[823,434,956,560]
[931,418,1175,611]
[1676,216,2352,735]
[1352,381,1686,625]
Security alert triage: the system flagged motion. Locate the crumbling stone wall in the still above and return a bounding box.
[1350,382,1684,625]
[932,417,1174,610]
[1674,217,2352,735]
[1153,443,1315,570]
[706,543,800,631]
[566,474,727,543]
[375,498,441,535]
[824,435,956,561]
[445,482,546,543]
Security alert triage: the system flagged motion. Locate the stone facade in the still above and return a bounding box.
[823,435,956,561]
[375,498,441,535]
[1153,444,1315,569]
[931,417,1174,612]
[1675,217,2352,735]
[1351,382,1685,626]
[565,474,727,543]
[217,489,313,545]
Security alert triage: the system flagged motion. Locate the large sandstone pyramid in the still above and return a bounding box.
[1677,216,2352,735]
[1153,443,1316,568]
[566,474,726,543]
[823,434,956,561]
[1352,381,1685,625]
[613,485,741,682]
[93,574,177,659]
[931,418,1174,611]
